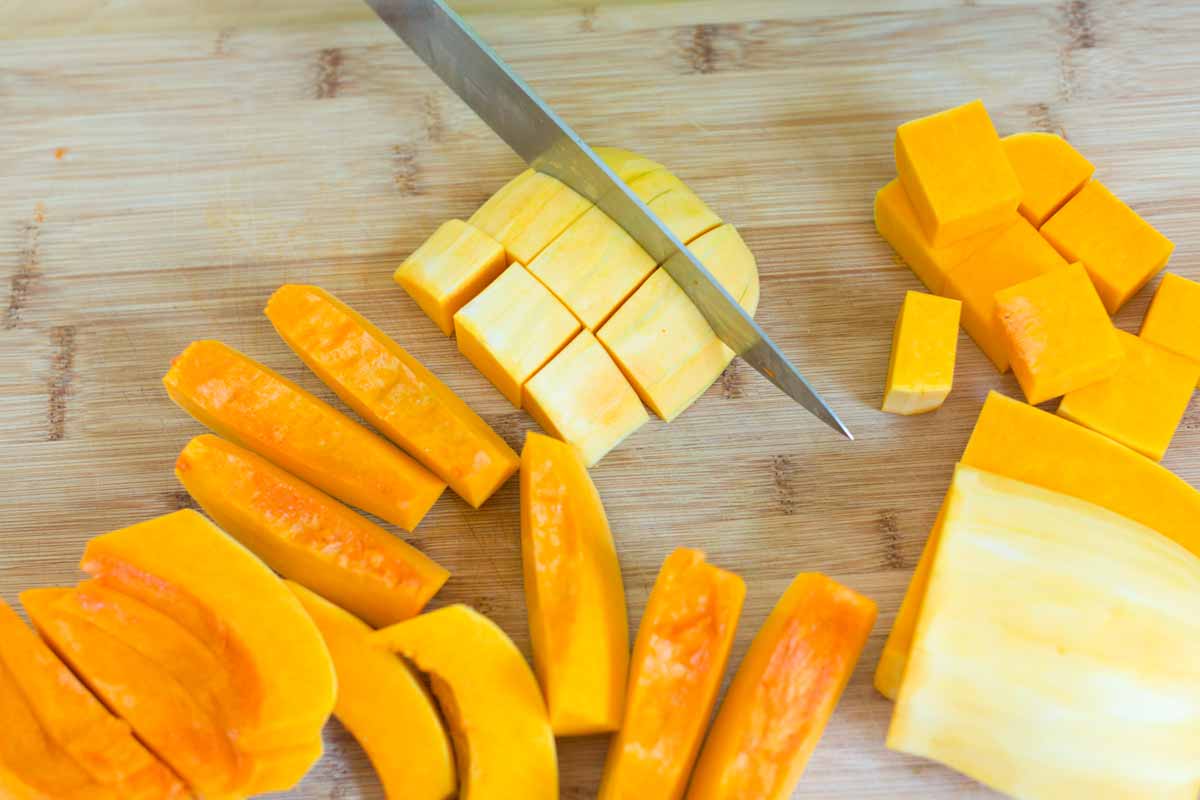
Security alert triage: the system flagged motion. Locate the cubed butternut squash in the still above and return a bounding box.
[941,217,1068,372]
[646,184,722,244]
[371,604,558,800]
[995,262,1123,404]
[687,573,876,800]
[882,291,961,415]
[1140,272,1200,387]
[176,435,448,627]
[894,100,1021,246]
[266,284,519,507]
[469,169,590,265]
[1001,132,1094,227]
[599,548,745,800]
[595,146,666,183]
[1040,180,1174,313]
[163,339,446,531]
[1057,330,1199,461]
[454,263,581,407]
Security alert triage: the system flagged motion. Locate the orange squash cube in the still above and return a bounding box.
[469,169,591,265]
[393,219,506,336]
[524,331,648,467]
[453,263,581,407]
[1140,272,1200,387]
[687,574,876,800]
[1002,132,1094,227]
[942,217,1068,372]
[874,179,1015,293]
[1057,331,1199,461]
[995,262,1123,405]
[895,100,1021,246]
[1040,180,1174,313]
[882,291,962,415]
[595,146,665,182]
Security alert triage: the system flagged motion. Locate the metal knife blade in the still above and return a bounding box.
[363,0,852,439]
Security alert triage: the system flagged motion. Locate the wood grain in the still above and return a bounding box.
[2,1,1198,797]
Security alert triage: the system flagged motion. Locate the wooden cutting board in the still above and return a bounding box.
[2,1,1197,796]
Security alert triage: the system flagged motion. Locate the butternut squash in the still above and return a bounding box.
[1141,272,1200,387]
[1001,132,1094,227]
[371,604,558,800]
[882,291,961,415]
[594,146,666,183]
[287,583,456,800]
[163,339,446,531]
[1057,330,1200,461]
[889,465,1200,799]
[632,171,721,244]
[875,391,1200,700]
[520,432,630,735]
[1040,180,1174,313]
[469,169,590,265]
[177,434,447,627]
[265,284,519,507]
[599,548,745,800]
[894,100,1021,246]
[995,262,1122,404]
[687,574,876,800]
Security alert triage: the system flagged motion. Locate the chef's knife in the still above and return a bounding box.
[364,0,852,439]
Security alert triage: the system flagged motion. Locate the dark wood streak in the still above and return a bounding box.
[5,218,41,330]
[391,144,420,195]
[771,454,796,516]
[685,24,719,75]
[47,325,76,441]
[878,510,905,570]
[719,361,745,399]
[315,47,344,99]
[1065,0,1096,51]
[422,94,445,143]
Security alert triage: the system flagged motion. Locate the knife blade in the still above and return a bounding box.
[364,0,852,439]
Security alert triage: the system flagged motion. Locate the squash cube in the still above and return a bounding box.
[393,219,506,336]
[469,169,591,265]
[647,185,722,244]
[995,263,1122,404]
[524,331,649,467]
[595,146,665,182]
[1040,180,1174,313]
[454,263,581,407]
[874,178,1016,294]
[1057,331,1199,461]
[882,291,962,416]
[894,100,1021,246]
[942,217,1068,372]
[1002,132,1094,227]
[1140,272,1200,387]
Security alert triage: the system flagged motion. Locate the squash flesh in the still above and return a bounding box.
[1001,132,1094,227]
[1140,271,1200,387]
[882,291,961,415]
[469,169,589,265]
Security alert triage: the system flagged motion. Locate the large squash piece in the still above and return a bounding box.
[469,169,591,266]
[875,391,1200,700]
[287,583,456,800]
[889,465,1200,799]
[520,432,629,735]
[265,284,519,508]
[177,434,448,628]
[372,604,557,799]
[600,548,745,800]
[0,599,185,800]
[163,339,446,531]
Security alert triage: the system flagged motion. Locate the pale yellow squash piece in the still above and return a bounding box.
[1141,272,1200,387]
[889,464,1200,800]
[454,263,581,407]
[1002,132,1094,227]
[469,169,590,265]
[595,146,665,182]
[882,291,961,415]
[627,170,721,243]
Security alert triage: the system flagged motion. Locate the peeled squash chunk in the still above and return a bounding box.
[469,169,590,265]
[372,604,557,799]
[520,432,630,735]
[1141,272,1200,387]
[882,291,960,415]
[875,391,1200,700]
[1001,132,1094,227]
[889,464,1200,800]
[288,583,456,800]
[595,146,665,183]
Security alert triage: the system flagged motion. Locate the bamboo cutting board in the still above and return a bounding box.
[2,1,1198,797]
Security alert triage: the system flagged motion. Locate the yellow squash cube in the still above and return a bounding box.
[882,291,962,416]
[874,179,1016,294]
[469,169,591,265]
[393,219,507,336]
[454,264,581,407]
[594,146,665,182]
[1039,180,1174,313]
[1057,330,1199,461]
[524,330,649,467]
[995,263,1123,405]
[942,217,1068,372]
[894,100,1021,246]
[1002,132,1094,227]
[627,170,721,243]
[1140,272,1200,387]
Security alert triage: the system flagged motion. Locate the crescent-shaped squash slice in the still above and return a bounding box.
[371,604,557,799]
[288,582,456,799]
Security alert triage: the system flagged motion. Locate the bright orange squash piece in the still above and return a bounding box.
[288,583,456,800]
[600,548,745,800]
[875,391,1200,700]
[1001,132,1094,227]
[687,574,876,800]
[266,284,519,507]
[1141,272,1200,387]
[163,339,445,531]
[371,604,558,799]
[520,432,630,735]
[177,434,448,627]
[882,291,961,415]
